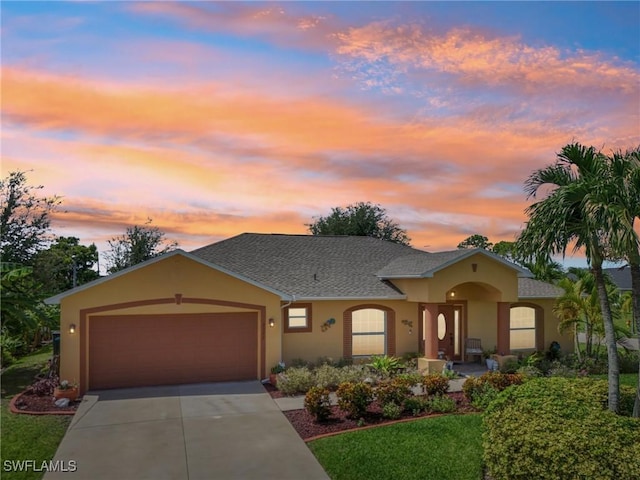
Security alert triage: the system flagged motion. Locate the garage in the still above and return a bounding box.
[88,312,258,390]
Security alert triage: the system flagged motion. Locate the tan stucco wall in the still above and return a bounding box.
[428,254,520,303]
[463,297,572,357]
[529,298,572,353]
[466,300,499,353]
[58,254,282,390]
[390,253,519,304]
[280,299,421,366]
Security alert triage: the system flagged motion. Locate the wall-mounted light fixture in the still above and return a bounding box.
[401,319,413,335]
[450,290,456,298]
[268,318,275,328]
[69,323,76,334]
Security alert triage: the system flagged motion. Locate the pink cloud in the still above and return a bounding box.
[335,23,639,96]
[129,2,340,52]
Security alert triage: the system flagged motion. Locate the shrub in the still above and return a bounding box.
[313,364,343,390]
[375,379,412,406]
[516,365,543,378]
[499,358,520,373]
[394,372,423,388]
[483,377,640,480]
[426,394,457,414]
[277,367,315,395]
[401,351,421,368]
[469,383,499,410]
[337,365,371,384]
[28,377,58,396]
[403,396,428,416]
[478,371,524,391]
[304,386,332,422]
[336,382,374,419]
[619,351,639,374]
[421,373,449,396]
[382,402,402,420]
[368,355,402,378]
[463,372,524,409]
[547,360,577,377]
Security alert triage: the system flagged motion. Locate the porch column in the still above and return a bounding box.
[497,302,511,355]
[423,303,439,359]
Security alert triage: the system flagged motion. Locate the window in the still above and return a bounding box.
[510,306,536,350]
[352,308,386,356]
[284,304,312,333]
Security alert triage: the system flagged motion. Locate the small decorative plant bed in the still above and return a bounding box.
[10,390,79,415]
[9,376,80,415]
[264,383,476,441]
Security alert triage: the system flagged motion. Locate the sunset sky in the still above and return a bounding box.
[2,1,639,269]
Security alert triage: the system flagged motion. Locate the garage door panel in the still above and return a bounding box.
[89,312,258,390]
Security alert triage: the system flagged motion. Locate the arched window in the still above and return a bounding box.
[510,306,536,350]
[352,308,387,357]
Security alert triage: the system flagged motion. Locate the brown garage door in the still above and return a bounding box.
[88,312,258,390]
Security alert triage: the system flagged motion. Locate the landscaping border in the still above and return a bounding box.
[9,390,78,416]
[303,411,463,442]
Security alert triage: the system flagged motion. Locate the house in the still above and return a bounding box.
[604,266,632,293]
[46,233,569,393]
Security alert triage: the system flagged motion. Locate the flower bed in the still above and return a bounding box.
[10,390,79,415]
[277,389,475,440]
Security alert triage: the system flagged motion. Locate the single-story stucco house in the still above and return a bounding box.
[46,233,569,394]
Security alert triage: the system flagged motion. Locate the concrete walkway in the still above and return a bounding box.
[45,381,329,480]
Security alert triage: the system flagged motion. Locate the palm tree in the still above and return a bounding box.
[594,147,640,416]
[554,277,586,361]
[517,143,621,412]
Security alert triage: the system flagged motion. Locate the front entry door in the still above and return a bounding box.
[437,305,455,360]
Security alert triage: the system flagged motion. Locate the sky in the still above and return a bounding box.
[2,1,639,270]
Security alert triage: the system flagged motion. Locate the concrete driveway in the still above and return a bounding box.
[44,381,329,480]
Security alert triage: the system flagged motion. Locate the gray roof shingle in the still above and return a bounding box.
[191,234,416,299]
[604,267,632,291]
[517,277,563,298]
[190,233,558,300]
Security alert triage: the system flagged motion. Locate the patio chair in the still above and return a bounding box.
[465,338,483,363]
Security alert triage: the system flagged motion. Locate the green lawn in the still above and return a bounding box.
[1,346,72,480]
[308,414,484,480]
[594,373,638,388]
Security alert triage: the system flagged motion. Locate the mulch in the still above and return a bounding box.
[263,383,477,441]
[9,390,80,415]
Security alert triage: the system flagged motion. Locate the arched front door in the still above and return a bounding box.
[437,305,455,360]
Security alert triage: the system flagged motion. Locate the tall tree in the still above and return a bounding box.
[0,264,57,348]
[33,236,99,294]
[104,220,178,273]
[457,234,493,250]
[593,147,640,416]
[307,202,411,246]
[517,143,621,412]
[0,171,61,265]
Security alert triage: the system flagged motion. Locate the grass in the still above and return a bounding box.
[308,414,483,480]
[1,346,72,480]
[593,373,638,388]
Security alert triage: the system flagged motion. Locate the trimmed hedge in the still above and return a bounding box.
[483,377,640,480]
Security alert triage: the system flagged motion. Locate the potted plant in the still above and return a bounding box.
[269,363,285,386]
[483,348,499,371]
[53,379,79,401]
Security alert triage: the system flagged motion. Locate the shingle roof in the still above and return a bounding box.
[375,251,469,277]
[190,233,556,300]
[604,267,632,291]
[517,278,563,298]
[191,234,417,299]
